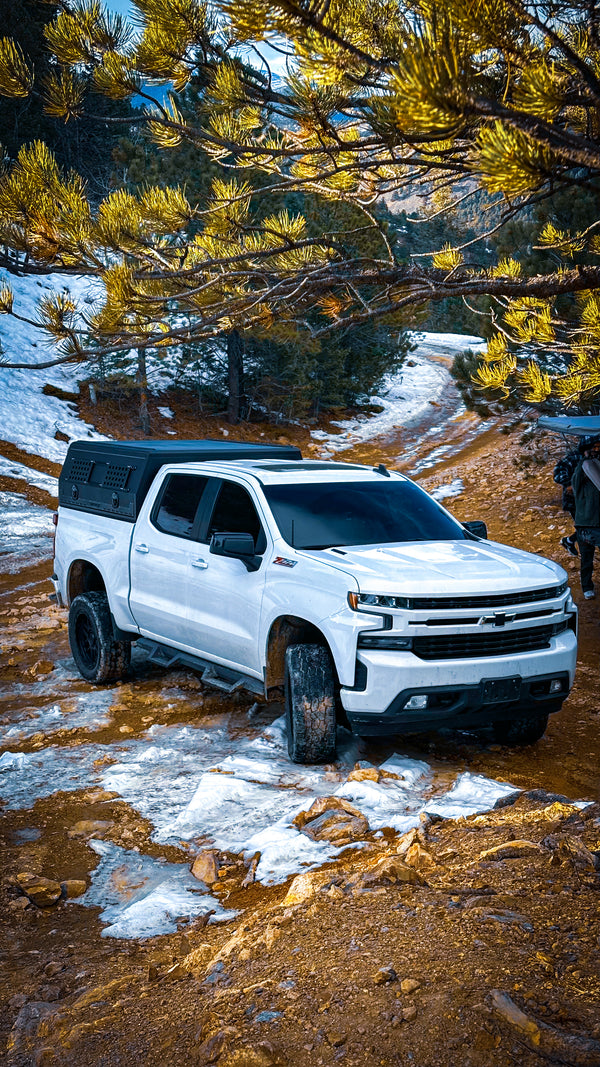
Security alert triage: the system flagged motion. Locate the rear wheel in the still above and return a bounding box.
[491,711,549,745]
[68,591,131,683]
[285,644,337,764]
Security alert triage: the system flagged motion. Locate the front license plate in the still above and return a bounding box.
[482,677,521,704]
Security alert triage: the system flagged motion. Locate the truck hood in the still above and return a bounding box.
[302,539,567,596]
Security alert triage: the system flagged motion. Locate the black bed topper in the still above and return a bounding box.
[58,438,302,522]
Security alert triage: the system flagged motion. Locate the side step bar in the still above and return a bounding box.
[137,638,265,698]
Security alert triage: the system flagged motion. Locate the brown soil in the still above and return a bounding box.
[1,397,600,1067]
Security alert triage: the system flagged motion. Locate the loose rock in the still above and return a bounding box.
[347,762,380,783]
[191,849,220,885]
[61,879,87,899]
[300,808,369,845]
[400,978,421,994]
[282,870,333,907]
[358,855,424,887]
[404,842,437,872]
[67,820,114,840]
[479,840,542,861]
[16,873,62,907]
[374,965,397,985]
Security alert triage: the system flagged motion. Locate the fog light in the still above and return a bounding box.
[404,694,428,710]
[549,678,563,694]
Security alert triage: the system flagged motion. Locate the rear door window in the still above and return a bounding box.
[153,474,208,539]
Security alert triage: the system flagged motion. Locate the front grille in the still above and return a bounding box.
[406,584,567,610]
[413,621,569,660]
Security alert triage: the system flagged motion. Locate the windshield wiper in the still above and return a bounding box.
[300,543,338,550]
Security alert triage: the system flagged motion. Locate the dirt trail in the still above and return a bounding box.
[1,392,600,1067]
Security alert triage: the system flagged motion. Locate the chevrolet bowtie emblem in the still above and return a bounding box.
[478,611,516,627]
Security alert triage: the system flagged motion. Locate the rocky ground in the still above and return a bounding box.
[1,400,599,1067]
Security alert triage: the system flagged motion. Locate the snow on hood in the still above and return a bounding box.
[304,539,566,596]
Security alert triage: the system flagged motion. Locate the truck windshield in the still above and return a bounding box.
[263,480,468,549]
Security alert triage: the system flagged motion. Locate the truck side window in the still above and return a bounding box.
[153,474,208,539]
[206,480,266,553]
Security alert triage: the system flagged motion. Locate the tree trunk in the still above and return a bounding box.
[136,347,150,435]
[227,330,244,425]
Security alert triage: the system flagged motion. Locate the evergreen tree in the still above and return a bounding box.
[4,1,600,406]
[0,0,135,202]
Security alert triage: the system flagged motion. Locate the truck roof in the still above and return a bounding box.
[156,458,405,485]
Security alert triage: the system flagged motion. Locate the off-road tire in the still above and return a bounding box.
[285,643,337,764]
[491,711,549,745]
[68,591,131,683]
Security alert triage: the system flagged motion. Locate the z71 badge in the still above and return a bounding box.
[273,556,297,568]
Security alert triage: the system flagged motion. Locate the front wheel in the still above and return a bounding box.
[68,591,131,683]
[491,711,549,745]
[285,644,337,764]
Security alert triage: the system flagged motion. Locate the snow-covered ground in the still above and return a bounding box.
[0,270,107,464]
[0,491,54,573]
[0,454,58,495]
[0,709,518,938]
[311,333,486,454]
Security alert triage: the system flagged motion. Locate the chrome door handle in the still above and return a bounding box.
[135,543,149,554]
[191,558,208,570]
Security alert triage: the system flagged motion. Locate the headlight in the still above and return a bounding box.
[348,592,409,610]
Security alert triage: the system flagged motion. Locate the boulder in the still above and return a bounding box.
[362,855,424,887]
[300,809,369,845]
[541,834,600,872]
[293,796,366,830]
[282,870,333,906]
[347,762,381,783]
[404,842,437,872]
[191,850,220,885]
[7,1002,59,1054]
[16,873,62,907]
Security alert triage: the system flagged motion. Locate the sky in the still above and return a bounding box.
[105,0,290,77]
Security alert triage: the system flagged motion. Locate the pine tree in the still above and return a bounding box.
[3,0,600,406]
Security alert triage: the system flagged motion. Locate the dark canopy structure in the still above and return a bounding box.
[537,416,600,436]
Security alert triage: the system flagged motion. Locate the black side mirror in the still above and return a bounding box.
[210,532,261,571]
[463,520,488,539]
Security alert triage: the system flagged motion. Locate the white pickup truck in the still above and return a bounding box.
[52,439,577,762]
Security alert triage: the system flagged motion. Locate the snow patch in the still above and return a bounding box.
[0,270,108,465]
[0,715,523,909]
[81,840,236,939]
[0,455,58,495]
[424,772,517,818]
[1,691,114,744]
[0,492,53,572]
[157,406,174,419]
[430,478,464,502]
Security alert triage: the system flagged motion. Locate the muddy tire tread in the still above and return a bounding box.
[68,591,131,683]
[285,643,337,764]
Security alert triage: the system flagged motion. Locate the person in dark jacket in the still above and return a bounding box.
[572,437,600,598]
[554,445,581,556]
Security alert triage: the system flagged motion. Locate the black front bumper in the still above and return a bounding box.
[346,671,569,736]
